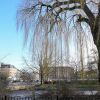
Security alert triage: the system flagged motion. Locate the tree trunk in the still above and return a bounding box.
[90,3,100,83]
[40,65,43,85]
[94,9,100,83]
[96,22,100,83]
[98,50,100,83]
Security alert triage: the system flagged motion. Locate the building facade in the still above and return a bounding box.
[41,66,74,82]
[0,63,20,81]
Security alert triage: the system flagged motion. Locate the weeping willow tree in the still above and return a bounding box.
[17,0,100,82]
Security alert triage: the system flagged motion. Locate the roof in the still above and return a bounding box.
[0,63,15,68]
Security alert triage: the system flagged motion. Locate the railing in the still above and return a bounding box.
[0,96,34,100]
[0,95,100,100]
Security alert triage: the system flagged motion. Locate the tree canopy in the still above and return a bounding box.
[17,0,100,81]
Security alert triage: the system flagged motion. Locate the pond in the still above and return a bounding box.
[8,90,33,97]
[75,90,98,95]
[7,90,100,98]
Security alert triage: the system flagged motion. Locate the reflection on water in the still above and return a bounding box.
[83,91,98,95]
[8,90,99,98]
[75,91,98,95]
[8,90,33,97]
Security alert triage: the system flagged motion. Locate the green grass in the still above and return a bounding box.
[73,84,100,90]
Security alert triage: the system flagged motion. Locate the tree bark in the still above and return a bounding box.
[96,22,100,83]
[93,4,100,83]
[98,49,100,83]
[40,65,43,85]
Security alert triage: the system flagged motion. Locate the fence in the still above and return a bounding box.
[1,95,100,100]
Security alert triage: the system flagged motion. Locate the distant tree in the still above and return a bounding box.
[17,0,100,82]
[22,52,55,84]
[20,70,33,82]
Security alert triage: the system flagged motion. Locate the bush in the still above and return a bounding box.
[0,74,9,94]
[56,81,75,96]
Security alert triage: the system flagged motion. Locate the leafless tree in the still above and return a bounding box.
[17,0,100,82]
[20,69,34,82]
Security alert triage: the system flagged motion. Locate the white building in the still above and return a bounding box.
[0,63,20,81]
